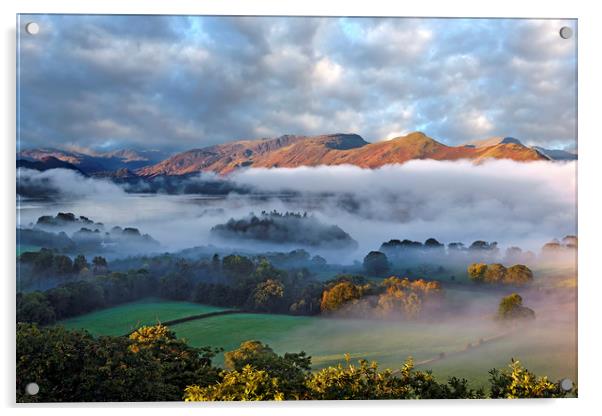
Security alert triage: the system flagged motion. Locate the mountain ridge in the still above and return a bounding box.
[17,148,168,173]
[136,131,549,176]
[18,132,574,177]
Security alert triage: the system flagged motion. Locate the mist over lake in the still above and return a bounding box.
[17,159,576,263]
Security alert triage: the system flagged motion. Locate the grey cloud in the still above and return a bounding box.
[18,15,577,152]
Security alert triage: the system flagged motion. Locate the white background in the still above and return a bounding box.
[1,0,600,415]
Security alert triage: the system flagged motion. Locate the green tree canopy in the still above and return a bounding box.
[224,340,311,398]
[497,293,535,321]
[363,251,390,276]
[251,279,285,311]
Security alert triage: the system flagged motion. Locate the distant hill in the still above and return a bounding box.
[464,137,578,161]
[137,131,548,176]
[17,148,168,173]
[19,132,573,178]
[532,146,578,161]
[17,156,87,175]
[464,136,524,148]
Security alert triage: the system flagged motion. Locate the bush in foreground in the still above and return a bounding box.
[17,324,575,402]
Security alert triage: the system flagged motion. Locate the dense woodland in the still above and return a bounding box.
[17,323,575,402]
[17,239,543,326]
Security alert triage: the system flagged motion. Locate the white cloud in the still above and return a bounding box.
[312,57,343,86]
[19,16,577,152]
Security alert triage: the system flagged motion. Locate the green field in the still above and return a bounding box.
[58,299,228,336]
[171,313,498,367]
[170,312,575,388]
[16,244,40,256]
[425,324,577,387]
[59,296,577,388]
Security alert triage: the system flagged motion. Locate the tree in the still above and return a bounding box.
[252,259,285,282]
[311,255,327,267]
[376,277,442,319]
[53,255,74,275]
[211,253,221,272]
[504,265,533,285]
[424,238,444,252]
[467,263,488,282]
[159,272,196,301]
[306,357,483,400]
[320,281,362,313]
[363,251,390,276]
[447,242,465,252]
[17,323,220,402]
[184,365,284,401]
[562,235,578,248]
[32,249,54,272]
[45,286,72,320]
[223,341,310,398]
[251,279,285,312]
[484,263,507,283]
[469,240,498,253]
[92,256,108,273]
[72,254,89,274]
[489,359,573,398]
[222,255,254,281]
[496,293,535,321]
[16,292,56,325]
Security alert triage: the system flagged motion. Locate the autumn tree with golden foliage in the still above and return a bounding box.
[468,263,533,286]
[184,365,285,401]
[489,359,569,398]
[376,277,443,319]
[320,281,363,313]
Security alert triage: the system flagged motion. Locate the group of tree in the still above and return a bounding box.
[210,210,358,249]
[541,235,577,252]
[467,263,533,286]
[21,247,535,328]
[540,235,578,266]
[17,269,157,325]
[18,212,160,259]
[379,238,501,265]
[18,249,108,284]
[17,323,575,402]
[320,275,443,319]
[17,323,219,402]
[17,251,325,325]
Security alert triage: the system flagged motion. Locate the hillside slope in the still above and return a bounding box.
[137,131,547,176]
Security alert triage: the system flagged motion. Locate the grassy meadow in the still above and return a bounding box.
[58,299,227,336]
[57,270,577,389]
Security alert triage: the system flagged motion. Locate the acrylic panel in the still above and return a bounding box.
[16,14,577,402]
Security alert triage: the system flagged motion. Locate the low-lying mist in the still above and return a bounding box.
[17,160,577,263]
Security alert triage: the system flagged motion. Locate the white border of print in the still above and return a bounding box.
[1,1,600,415]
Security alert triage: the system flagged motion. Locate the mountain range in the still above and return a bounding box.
[17,148,168,173]
[17,132,576,177]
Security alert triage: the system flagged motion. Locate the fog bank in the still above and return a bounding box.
[17,160,577,262]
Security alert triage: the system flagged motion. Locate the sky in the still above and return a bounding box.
[17,15,577,153]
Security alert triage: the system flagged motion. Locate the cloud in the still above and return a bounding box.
[17,160,576,263]
[17,168,126,199]
[229,160,577,253]
[18,16,576,152]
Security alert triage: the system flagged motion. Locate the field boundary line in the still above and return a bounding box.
[123,309,247,336]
